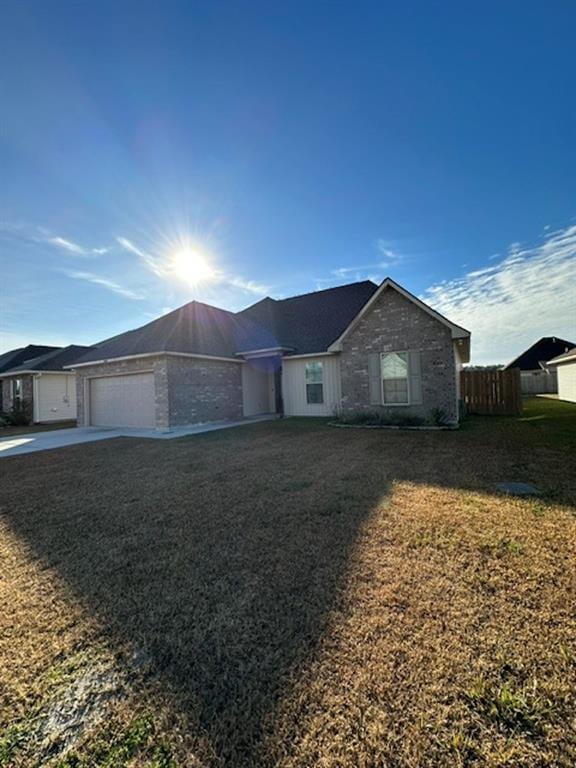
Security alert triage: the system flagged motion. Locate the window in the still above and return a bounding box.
[380,352,409,405]
[305,361,324,404]
[11,378,23,407]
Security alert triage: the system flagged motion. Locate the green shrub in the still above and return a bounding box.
[0,403,32,427]
[430,407,450,426]
[337,410,425,427]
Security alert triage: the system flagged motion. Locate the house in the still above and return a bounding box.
[547,347,576,403]
[67,278,470,429]
[504,337,575,394]
[0,344,61,411]
[0,345,91,423]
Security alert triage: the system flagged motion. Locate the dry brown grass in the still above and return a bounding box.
[1,398,575,767]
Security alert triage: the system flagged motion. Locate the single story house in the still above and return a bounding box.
[0,344,60,411]
[504,337,575,394]
[67,278,470,429]
[0,345,91,423]
[547,347,576,403]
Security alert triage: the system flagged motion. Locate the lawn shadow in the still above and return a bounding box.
[1,424,397,764]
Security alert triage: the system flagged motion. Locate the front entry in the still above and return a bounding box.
[241,355,282,417]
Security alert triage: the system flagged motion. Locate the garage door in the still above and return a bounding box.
[90,373,155,428]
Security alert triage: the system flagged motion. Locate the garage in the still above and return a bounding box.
[89,372,156,428]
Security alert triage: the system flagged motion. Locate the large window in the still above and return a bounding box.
[380,352,409,405]
[305,361,324,404]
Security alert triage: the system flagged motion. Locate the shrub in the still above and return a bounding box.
[430,407,450,426]
[337,410,425,427]
[0,403,32,427]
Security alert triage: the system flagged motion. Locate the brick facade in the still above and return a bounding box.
[167,355,243,426]
[1,375,33,415]
[75,354,242,429]
[339,287,459,424]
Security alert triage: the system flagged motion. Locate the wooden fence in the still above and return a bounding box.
[460,368,522,416]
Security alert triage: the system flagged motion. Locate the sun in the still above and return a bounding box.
[171,248,215,286]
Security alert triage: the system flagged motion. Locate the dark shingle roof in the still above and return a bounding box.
[239,280,379,354]
[504,337,576,371]
[3,345,92,374]
[72,281,380,366]
[0,345,61,373]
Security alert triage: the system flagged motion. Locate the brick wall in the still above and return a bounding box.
[75,356,169,428]
[339,287,459,424]
[74,354,243,428]
[1,375,34,415]
[167,355,243,426]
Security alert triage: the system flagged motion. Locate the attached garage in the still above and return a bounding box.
[89,372,156,428]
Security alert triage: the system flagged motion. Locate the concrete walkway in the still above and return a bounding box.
[0,416,275,459]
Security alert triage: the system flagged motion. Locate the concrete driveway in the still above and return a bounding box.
[0,417,273,458]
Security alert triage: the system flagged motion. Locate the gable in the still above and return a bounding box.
[504,337,576,371]
[328,278,470,358]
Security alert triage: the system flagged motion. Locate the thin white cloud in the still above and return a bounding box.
[225,275,270,296]
[116,236,166,276]
[421,224,576,365]
[48,236,86,254]
[47,236,110,256]
[64,270,146,301]
[376,239,405,266]
[0,223,110,257]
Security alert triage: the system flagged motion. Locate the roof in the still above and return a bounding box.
[504,337,576,371]
[69,278,468,367]
[0,345,92,375]
[547,346,576,366]
[71,281,380,366]
[238,280,380,354]
[0,345,61,374]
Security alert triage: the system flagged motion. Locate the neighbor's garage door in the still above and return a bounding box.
[89,373,155,428]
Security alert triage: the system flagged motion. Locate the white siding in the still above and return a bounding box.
[282,355,341,417]
[35,374,77,422]
[557,361,576,403]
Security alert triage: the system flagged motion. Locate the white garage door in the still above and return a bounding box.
[90,373,155,428]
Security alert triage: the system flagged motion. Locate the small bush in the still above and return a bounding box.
[430,407,450,426]
[337,410,425,427]
[1,403,32,427]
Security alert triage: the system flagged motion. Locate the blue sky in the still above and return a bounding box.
[1,1,575,363]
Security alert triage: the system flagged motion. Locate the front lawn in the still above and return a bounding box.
[1,398,575,767]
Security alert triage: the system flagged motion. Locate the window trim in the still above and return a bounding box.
[305,361,324,405]
[380,351,410,406]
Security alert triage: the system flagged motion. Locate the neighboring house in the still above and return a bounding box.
[547,347,576,403]
[0,345,60,411]
[67,278,470,429]
[0,345,91,423]
[504,337,575,394]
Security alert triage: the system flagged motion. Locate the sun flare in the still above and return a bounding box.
[171,248,215,286]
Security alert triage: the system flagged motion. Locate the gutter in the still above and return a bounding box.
[64,350,245,369]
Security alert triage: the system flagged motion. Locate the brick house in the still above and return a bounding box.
[67,278,470,429]
[0,345,91,423]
